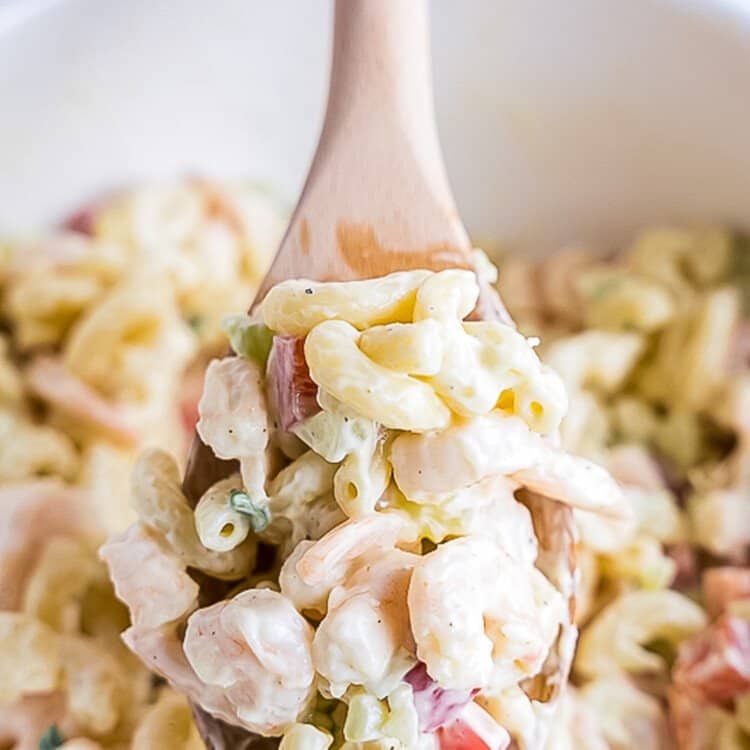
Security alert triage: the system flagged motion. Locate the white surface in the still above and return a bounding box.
[1,0,750,255]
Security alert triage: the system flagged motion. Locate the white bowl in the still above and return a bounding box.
[1,0,750,255]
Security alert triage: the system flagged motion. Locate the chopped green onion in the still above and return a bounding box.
[229,490,271,532]
[39,725,65,750]
[221,314,273,366]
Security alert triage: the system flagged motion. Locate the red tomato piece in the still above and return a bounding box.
[404,662,478,733]
[436,718,490,750]
[672,615,750,706]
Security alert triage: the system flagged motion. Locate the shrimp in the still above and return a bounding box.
[390,413,542,501]
[183,589,316,736]
[279,512,414,616]
[0,481,93,610]
[407,536,566,693]
[511,449,629,520]
[25,356,139,448]
[122,624,242,730]
[197,356,268,461]
[312,548,419,698]
[446,474,538,566]
[278,540,329,616]
[102,519,255,732]
[0,693,67,750]
[197,355,271,511]
[390,411,628,519]
[99,522,199,629]
[702,566,750,618]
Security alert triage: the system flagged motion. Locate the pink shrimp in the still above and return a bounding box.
[26,357,139,448]
[312,548,419,698]
[99,523,198,629]
[183,589,316,735]
[0,482,92,610]
[0,693,67,750]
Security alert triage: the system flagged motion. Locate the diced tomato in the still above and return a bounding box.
[404,662,478,733]
[26,356,138,448]
[672,615,750,706]
[269,336,320,431]
[703,567,750,619]
[436,718,490,750]
[61,199,103,235]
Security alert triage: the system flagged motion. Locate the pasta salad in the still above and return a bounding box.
[497,227,750,750]
[102,266,627,749]
[0,179,283,750]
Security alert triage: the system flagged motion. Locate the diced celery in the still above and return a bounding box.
[221,314,273,366]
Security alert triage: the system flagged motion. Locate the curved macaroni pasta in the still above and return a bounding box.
[305,320,451,432]
[0,612,61,703]
[194,474,252,552]
[0,410,78,482]
[333,435,391,518]
[22,536,99,633]
[358,319,443,376]
[262,271,431,335]
[576,590,707,678]
[131,449,256,579]
[64,275,195,401]
[131,688,205,750]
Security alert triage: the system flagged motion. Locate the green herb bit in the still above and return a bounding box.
[39,725,65,750]
[229,489,271,532]
[221,314,274,366]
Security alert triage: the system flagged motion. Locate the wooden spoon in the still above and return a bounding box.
[183,0,511,505]
[256,0,472,296]
[182,1,576,747]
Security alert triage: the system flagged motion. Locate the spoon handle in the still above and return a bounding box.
[318,0,453,205]
[325,0,435,142]
[256,0,471,297]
